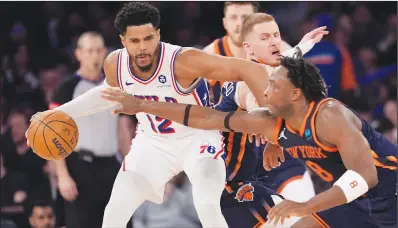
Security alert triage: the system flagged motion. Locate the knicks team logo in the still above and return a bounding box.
[235,183,255,203]
[200,141,216,154]
[158,75,167,84]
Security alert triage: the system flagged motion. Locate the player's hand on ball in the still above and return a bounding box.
[262,143,284,171]
[267,199,310,226]
[299,26,329,45]
[25,111,52,147]
[101,88,142,115]
[58,174,79,201]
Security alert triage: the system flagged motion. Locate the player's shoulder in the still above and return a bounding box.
[105,49,123,66]
[316,98,355,127]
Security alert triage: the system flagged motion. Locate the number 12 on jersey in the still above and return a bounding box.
[146,114,175,134]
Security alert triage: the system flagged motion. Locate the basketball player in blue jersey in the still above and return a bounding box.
[102,50,397,228]
[25,3,278,228]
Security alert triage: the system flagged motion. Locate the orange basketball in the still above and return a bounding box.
[27,111,79,160]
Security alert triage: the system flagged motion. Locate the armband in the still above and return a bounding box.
[224,111,236,132]
[333,170,369,203]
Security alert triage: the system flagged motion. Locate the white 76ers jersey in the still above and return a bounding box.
[116,42,212,138]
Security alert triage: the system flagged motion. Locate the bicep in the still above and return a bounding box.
[317,105,374,174]
[176,48,264,82]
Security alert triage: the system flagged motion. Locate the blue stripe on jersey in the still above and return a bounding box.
[194,78,212,107]
[216,82,239,112]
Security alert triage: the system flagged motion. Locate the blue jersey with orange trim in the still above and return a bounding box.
[274,98,397,196]
[208,36,233,104]
[216,82,258,184]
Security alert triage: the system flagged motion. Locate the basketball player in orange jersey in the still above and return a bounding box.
[25,2,277,228]
[203,2,292,103]
[103,51,397,228]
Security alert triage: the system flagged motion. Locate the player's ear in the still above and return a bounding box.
[243,41,253,55]
[74,47,82,62]
[291,88,301,101]
[222,17,227,30]
[119,34,126,48]
[156,29,161,41]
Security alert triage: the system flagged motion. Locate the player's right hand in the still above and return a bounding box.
[263,143,285,171]
[58,174,79,201]
[101,88,142,115]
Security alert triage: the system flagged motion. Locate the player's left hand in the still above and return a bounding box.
[101,88,142,115]
[267,199,311,226]
[300,26,329,45]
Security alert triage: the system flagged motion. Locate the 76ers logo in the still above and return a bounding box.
[235,183,255,203]
[200,141,216,154]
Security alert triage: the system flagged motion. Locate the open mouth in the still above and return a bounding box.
[272,51,281,56]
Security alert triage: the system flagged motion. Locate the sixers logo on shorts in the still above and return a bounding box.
[200,141,216,154]
[235,183,255,203]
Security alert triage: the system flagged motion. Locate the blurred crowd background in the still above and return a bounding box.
[1,2,396,228]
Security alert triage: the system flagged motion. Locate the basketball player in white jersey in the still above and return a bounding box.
[25,3,276,228]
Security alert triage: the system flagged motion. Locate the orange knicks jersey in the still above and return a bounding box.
[274,98,397,197]
[116,42,213,138]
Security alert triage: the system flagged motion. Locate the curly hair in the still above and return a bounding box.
[114,2,160,35]
[280,49,328,101]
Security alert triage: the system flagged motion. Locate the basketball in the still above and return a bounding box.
[27,111,79,160]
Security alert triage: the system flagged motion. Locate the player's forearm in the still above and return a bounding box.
[283,41,314,58]
[140,101,228,131]
[235,60,268,107]
[53,160,70,178]
[305,186,347,213]
[140,100,263,134]
[54,82,118,119]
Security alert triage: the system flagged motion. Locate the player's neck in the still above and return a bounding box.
[77,68,104,83]
[130,48,160,80]
[284,100,311,132]
[227,36,246,58]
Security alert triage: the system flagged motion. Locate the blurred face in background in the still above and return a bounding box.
[243,19,282,67]
[14,45,30,70]
[40,68,63,102]
[75,34,107,74]
[120,24,161,72]
[384,100,397,126]
[9,112,28,145]
[223,3,256,46]
[29,206,56,228]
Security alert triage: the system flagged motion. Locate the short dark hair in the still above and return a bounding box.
[280,50,328,101]
[223,2,260,15]
[28,200,54,217]
[114,2,160,35]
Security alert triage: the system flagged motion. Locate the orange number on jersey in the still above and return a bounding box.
[305,161,334,182]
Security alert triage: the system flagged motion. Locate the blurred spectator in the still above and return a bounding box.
[0,150,30,228]
[305,14,357,101]
[133,173,201,228]
[39,64,65,105]
[28,200,56,228]
[377,13,397,66]
[6,108,51,201]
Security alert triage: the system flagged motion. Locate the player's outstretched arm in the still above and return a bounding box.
[101,88,276,137]
[176,48,269,107]
[49,50,121,119]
